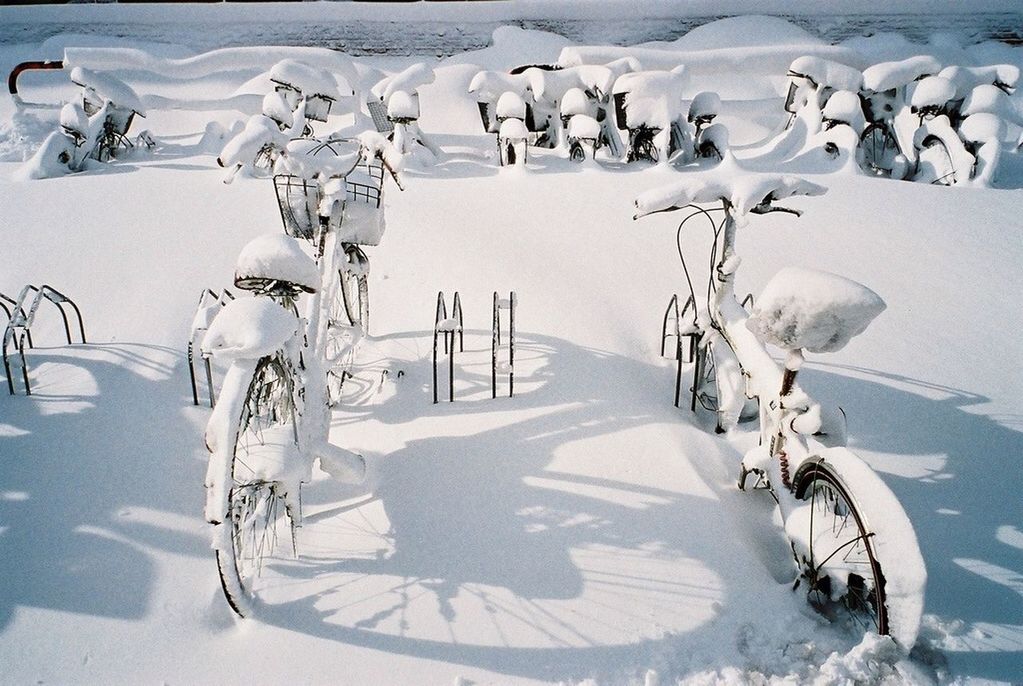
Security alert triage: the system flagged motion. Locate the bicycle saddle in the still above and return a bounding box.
[202,297,300,360]
[862,55,941,93]
[746,267,886,354]
[234,233,320,295]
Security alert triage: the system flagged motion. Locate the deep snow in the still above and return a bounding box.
[1,6,1022,686]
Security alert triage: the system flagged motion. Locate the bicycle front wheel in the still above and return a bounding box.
[914,135,957,185]
[859,123,901,178]
[213,355,301,617]
[339,245,370,332]
[787,459,889,638]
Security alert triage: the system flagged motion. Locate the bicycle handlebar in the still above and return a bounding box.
[633,174,826,220]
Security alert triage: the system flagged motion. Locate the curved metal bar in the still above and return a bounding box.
[8,60,64,97]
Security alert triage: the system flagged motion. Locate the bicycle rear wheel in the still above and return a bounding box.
[213,355,300,617]
[787,459,889,637]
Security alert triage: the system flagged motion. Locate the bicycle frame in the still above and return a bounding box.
[678,201,819,498]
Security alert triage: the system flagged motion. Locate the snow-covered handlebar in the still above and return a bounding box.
[633,174,826,219]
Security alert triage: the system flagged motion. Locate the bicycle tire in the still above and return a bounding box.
[788,459,889,638]
[914,135,957,185]
[569,141,587,163]
[212,354,299,617]
[859,123,901,178]
[339,246,370,332]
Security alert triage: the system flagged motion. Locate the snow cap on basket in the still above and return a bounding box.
[747,267,886,354]
[201,297,300,360]
[234,233,319,294]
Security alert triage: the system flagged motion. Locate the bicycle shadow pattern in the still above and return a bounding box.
[0,343,210,631]
[794,364,1023,681]
[242,331,875,681]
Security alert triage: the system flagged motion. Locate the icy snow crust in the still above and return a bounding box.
[2,9,1022,686]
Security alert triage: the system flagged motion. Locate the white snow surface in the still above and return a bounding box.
[747,267,886,353]
[2,10,1023,686]
[233,233,320,293]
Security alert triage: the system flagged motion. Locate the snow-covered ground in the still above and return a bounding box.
[1,5,1022,685]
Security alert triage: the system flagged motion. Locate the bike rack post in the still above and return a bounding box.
[663,294,699,408]
[7,59,64,108]
[3,284,87,395]
[433,291,463,403]
[188,288,234,407]
[492,291,516,399]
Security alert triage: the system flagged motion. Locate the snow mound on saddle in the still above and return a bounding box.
[234,233,320,293]
[862,55,941,93]
[202,297,300,360]
[747,267,885,353]
[70,66,145,115]
[789,55,863,92]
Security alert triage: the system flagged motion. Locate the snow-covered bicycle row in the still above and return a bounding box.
[9,45,1021,187]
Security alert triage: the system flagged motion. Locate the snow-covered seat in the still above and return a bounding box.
[69,66,145,116]
[910,76,957,113]
[688,91,721,125]
[862,56,942,93]
[787,56,863,92]
[560,87,590,118]
[568,114,601,140]
[496,91,527,121]
[269,59,339,122]
[234,234,320,294]
[202,297,301,360]
[938,64,1019,95]
[746,267,886,354]
[821,90,865,131]
[387,90,420,122]
[958,112,1005,144]
[262,91,293,129]
[499,117,529,141]
[371,63,435,104]
[961,84,1019,122]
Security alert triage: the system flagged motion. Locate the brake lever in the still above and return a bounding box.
[750,203,802,217]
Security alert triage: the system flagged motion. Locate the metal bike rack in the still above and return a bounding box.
[187,288,234,407]
[3,284,87,395]
[492,291,516,399]
[8,59,65,108]
[662,293,700,408]
[432,291,464,404]
[1,292,34,350]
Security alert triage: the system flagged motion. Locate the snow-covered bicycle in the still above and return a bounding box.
[635,174,926,650]
[201,136,399,616]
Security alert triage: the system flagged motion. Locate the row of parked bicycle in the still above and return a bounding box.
[471,53,1020,185]
[783,55,1020,186]
[11,49,1021,186]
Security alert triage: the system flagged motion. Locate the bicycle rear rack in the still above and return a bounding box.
[433,291,464,403]
[188,288,234,407]
[3,284,87,395]
[492,292,516,398]
[662,293,699,408]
